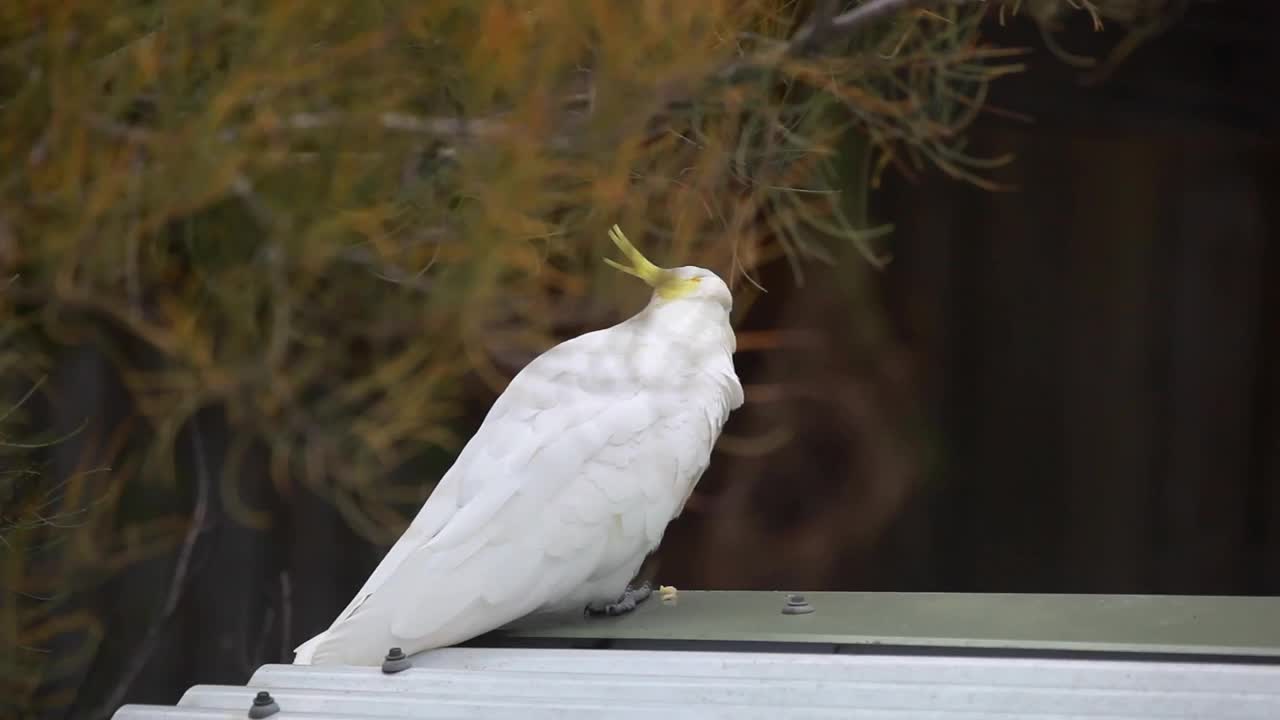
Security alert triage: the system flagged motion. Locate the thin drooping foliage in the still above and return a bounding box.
[0,0,1181,715]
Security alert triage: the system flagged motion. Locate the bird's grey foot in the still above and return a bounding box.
[585,581,653,617]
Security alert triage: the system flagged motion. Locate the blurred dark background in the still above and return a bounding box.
[13,1,1278,717]
[665,0,1279,596]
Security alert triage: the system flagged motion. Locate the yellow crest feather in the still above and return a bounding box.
[603,224,702,300]
[604,225,663,285]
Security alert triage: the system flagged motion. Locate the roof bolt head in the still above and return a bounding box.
[247,690,279,718]
[382,646,411,674]
[782,593,815,615]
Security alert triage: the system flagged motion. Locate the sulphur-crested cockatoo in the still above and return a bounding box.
[293,225,743,666]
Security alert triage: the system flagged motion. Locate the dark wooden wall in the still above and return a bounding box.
[664,0,1279,596]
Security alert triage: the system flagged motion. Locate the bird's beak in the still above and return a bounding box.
[603,225,666,287]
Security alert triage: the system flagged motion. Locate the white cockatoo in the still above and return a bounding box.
[293,225,743,666]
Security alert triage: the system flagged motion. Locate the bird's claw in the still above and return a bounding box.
[585,581,653,617]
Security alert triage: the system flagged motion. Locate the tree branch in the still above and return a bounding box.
[830,0,973,35]
[718,0,981,84]
[92,416,211,720]
[789,0,843,56]
[790,0,987,57]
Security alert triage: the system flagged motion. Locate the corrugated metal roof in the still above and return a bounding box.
[112,592,1280,719]
[114,646,1280,718]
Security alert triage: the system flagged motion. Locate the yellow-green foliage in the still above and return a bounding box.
[0,0,1168,714]
[0,0,1010,526]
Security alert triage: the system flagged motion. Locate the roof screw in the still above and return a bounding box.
[781,593,815,615]
[247,690,279,718]
[382,646,411,674]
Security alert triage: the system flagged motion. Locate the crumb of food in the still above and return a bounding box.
[659,585,678,604]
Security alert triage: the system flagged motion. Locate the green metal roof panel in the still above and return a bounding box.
[492,591,1280,658]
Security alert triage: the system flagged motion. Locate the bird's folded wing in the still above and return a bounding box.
[311,333,696,655]
[382,389,677,640]
[313,331,620,628]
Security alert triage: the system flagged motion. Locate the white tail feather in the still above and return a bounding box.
[291,632,325,665]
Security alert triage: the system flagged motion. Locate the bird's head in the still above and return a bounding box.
[603,225,732,310]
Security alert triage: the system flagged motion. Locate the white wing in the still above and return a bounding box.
[294,325,731,665]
